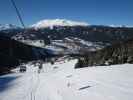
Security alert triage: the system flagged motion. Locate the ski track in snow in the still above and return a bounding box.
[0,60,133,100]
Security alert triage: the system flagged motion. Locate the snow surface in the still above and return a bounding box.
[0,59,133,100]
[31,19,89,29]
[20,40,45,47]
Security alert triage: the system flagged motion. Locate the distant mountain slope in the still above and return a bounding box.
[13,24,133,44]
[75,38,133,68]
[45,37,106,55]
[0,19,133,45]
[0,19,133,55]
[0,24,20,31]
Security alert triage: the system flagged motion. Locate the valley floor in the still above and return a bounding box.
[0,59,133,100]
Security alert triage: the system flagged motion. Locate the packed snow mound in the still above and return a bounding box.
[0,24,20,30]
[31,19,89,29]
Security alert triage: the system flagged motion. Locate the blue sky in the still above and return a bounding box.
[0,0,133,26]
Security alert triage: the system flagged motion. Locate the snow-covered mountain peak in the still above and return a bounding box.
[31,19,89,29]
[0,24,20,30]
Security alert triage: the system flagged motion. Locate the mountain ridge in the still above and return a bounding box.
[0,19,133,31]
[31,19,89,29]
[0,24,20,31]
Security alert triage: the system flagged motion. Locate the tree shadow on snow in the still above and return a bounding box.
[78,85,92,90]
[0,76,20,92]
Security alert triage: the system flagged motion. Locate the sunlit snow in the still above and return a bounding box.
[0,59,133,100]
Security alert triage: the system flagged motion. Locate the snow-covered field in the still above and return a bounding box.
[0,59,133,100]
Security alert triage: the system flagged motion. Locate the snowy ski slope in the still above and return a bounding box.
[0,59,133,100]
